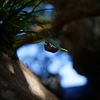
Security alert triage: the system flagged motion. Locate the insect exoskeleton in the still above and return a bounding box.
[44,41,58,53]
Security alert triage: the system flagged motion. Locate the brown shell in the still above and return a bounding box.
[44,41,58,53]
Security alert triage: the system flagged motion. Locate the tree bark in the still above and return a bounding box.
[0,52,59,100]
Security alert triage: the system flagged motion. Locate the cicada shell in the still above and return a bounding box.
[44,41,58,53]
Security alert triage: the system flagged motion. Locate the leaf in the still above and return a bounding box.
[31,0,44,12]
[33,8,55,13]
[25,31,68,52]
[35,23,52,37]
[45,39,68,52]
[10,22,20,28]
[0,32,9,43]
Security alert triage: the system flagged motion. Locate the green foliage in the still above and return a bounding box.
[29,30,68,52]
[0,0,45,58]
[0,0,68,59]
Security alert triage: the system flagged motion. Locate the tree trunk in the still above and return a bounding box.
[0,52,59,100]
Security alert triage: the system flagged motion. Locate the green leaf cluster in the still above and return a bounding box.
[0,0,68,58]
[0,0,45,58]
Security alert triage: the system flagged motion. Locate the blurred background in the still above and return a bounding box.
[17,42,95,100]
[16,2,98,99]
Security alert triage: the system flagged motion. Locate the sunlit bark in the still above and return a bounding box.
[0,52,59,100]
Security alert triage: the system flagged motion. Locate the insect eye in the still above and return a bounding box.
[44,41,58,53]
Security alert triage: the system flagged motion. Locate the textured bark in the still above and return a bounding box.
[0,52,59,100]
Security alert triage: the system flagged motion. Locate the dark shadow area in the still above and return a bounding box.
[61,82,97,100]
[43,79,97,100]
